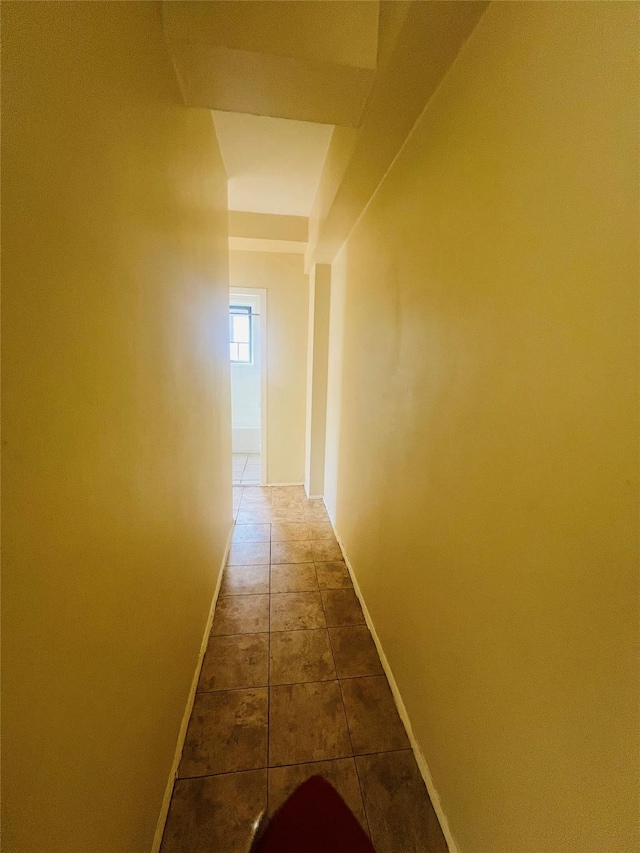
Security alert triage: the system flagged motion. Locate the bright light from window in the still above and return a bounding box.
[230,306,252,363]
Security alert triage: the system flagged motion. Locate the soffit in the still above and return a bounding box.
[213,111,334,217]
[162,1,378,126]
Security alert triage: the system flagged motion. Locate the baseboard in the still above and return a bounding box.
[150,523,233,853]
[264,481,305,487]
[232,427,261,455]
[329,521,461,853]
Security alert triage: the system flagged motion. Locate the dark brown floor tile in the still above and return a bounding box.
[198,633,269,692]
[178,688,268,777]
[232,523,271,543]
[356,751,448,853]
[270,562,318,593]
[268,758,367,832]
[161,770,267,853]
[271,521,309,541]
[329,626,384,679]
[321,588,365,626]
[211,595,269,635]
[270,629,336,685]
[270,592,326,631]
[227,542,271,565]
[341,676,410,754]
[306,522,336,540]
[221,564,269,596]
[315,560,352,589]
[311,539,343,562]
[271,540,313,564]
[269,681,352,766]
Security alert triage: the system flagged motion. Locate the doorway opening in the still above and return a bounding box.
[230,287,267,486]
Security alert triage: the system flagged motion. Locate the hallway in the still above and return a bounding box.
[232,454,261,487]
[4,3,637,851]
[160,486,447,853]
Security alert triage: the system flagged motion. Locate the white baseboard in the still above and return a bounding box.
[232,428,261,455]
[303,482,323,500]
[329,520,461,853]
[264,481,305,487]
[150,524,233,853]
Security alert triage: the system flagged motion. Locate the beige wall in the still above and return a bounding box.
[229,251,309,484]
[2,4,232,852]
[325,3,639,852]
[305,265,332,497]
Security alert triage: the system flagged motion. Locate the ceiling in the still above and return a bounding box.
[162,0,488,260]
[163,1,378,127]
[213,111,334,217]
[163,0,377,229]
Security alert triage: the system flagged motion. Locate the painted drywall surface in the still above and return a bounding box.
[213,111,334,217]
[2,4,232,852]
[304,265,317,493]
[306,265,332,496]
[229,211,308,243]
[163,2,378,127]
[305,125,358,270]
[163,0,379,70]
[323,249,347,519]
[316,0,489,265]
[325,3,639,852]
[229,251,309,484]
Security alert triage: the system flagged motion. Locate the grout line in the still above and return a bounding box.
[213,622,344,638]
[197,671,349,698]
[327,517,373,838]
[332,650,372,837]
[196,683,269,696]
[314,515,371,838]
[176,749,417,784]
[332,652,372,834]
[327,517,461,853]
[151,522,234,853]
[220,591,270,597]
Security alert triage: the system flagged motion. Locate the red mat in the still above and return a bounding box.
[253,775,375,852]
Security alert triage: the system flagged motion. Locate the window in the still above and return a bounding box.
[230,305,253,363]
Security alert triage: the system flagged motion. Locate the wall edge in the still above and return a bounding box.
[150,522,234,853]
[330,518,462,853]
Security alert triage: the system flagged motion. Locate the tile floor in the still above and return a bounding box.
[161,486,448,853]
[233,453,261,486]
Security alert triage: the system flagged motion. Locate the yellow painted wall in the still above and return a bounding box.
[229,211,308,244]
[325,3,639,851]
[229,251,309,484]
[305,265,332,497]
[163,0,379,71]
[305,126,358,270]
[2,3,232,851]
[315,0,488,265]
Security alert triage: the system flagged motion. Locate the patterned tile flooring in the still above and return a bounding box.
[160,486,448,853]
[233,454,261,486]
